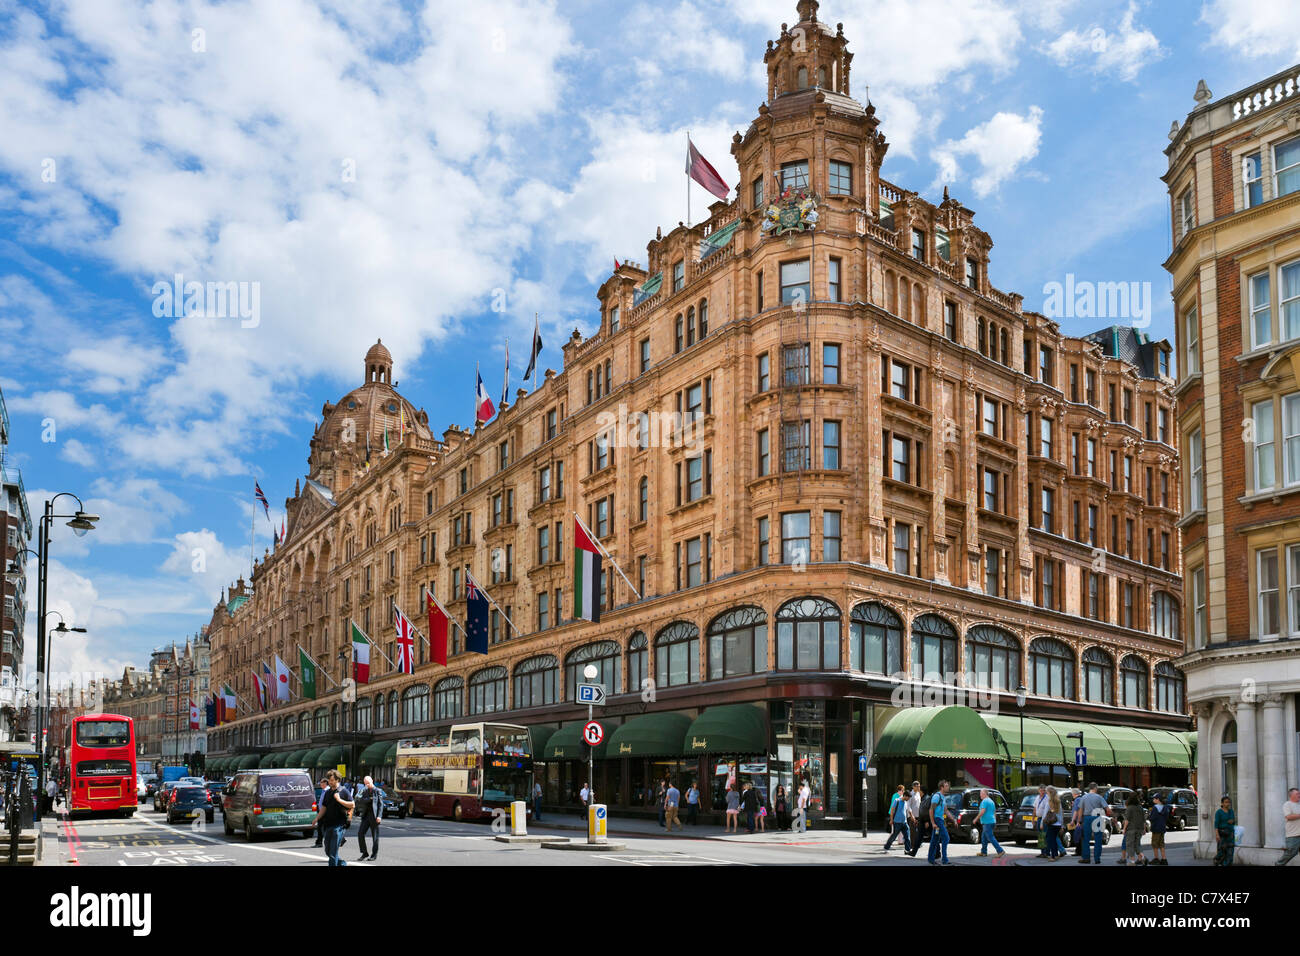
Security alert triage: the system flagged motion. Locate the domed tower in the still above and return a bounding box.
[306,339,432,496]
[764,0,852,101]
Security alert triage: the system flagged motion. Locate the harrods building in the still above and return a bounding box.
[206,1,1191,824]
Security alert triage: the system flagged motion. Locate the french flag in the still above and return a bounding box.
[475,366,496,426]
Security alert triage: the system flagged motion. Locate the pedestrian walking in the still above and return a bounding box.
[756,790,768,832]
[886,783,905,837]
[45,776,58,813]
[312,776,329,847]
[1121,793,1147,866]
[354,775,382,862]
[724,784,740,832]
[773,785,790,831]
[580,781,590,814]
[975,788,1006,858]
[664,779,683,831]
[1276,787,1300,866]
[1147,791,1170,865]
[741,780,760,833]
[907,780,925,856]
[882,784,913,853]
[1074,782,1110,864]
[532,780,543,822]
[686,782,700,825]
[1214,795,1236,866]
[927,780,954,865]
[656,778,668,828]
[317,770,355,867]
[1033,784,1050,857]
[1043,786,1064,860]
[797,779,811,830]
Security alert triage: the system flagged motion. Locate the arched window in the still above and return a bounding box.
[1154,662,1184,713]
[1028,638,1074,699]
[514,655,559,709]
[373,693,385,729]
[698,298,708,339]
[849,603,903,675]
[469,666,507,714]
[776,597,842,670]
[910,613,957,680]
[329,705,339,733]
[401,684,429,724]
[298,713,309,739]
[964,625,1020,691]
[433,676,463,720]
[1120,655,1148,709]
[797,66,808,88]
[354,699,372,731]
[655,621,700,687]
[1081,647,1114,704]
[628,632,649,693]
[565,642,621,700]
[313,707,327,735]
[707,606,768,679]
[1151,591,1179,638]
[388,691,399,726]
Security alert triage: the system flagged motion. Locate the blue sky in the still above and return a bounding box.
[1,0,1297,680]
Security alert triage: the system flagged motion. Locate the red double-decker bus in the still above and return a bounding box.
[65,713,137,816]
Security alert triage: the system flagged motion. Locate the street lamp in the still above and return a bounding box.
[34,492,98,822]
[1015,683,1027,788]
[338,650,349,782]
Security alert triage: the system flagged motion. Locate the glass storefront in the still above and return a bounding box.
[769,699,854,820]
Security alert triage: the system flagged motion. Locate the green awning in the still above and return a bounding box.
[527,724,560,757]
[1097,726,1156,767]
[301,748,323,769]
[358,741,390,764]
[1182,731,1198,764]
[258,752,279,768]
[208,757,225,771]
[683,704,767,755]
[979,714,1067,764]
[383,743,397,765]
[608,712,692,757]
[875,706,1001,760]
[1041,721,1115,767]
[237,755,261,770]
[317,747,344,769]
[1135,729,1191,769]
[285,749,309,768]
[270,752,292,768]
[545,723,606,760]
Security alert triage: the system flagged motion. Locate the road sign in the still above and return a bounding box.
[576,683,606,705]
[582,720,605,746]
[1075,747,1087,766]
[858,756,867,772]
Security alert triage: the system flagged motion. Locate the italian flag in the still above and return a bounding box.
[351,620,371,684]
[574,516,603,623]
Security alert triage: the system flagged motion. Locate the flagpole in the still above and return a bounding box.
[574,510,641,599]
[297,644,340,689]
[502,337,509,410]
[351,617,396,668]
[467,570,523,635]
[531,314,539,387]
[249,485,256,579]
[686,130,691,227]
[424,591,467,646]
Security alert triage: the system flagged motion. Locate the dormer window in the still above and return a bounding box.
[672,260,684,293]
[609,306,619,333]
[797,66,808,89]
[966,257,979,289]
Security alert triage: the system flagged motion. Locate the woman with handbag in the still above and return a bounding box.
[1214,795,1237,866]
[1043,786,1063,860]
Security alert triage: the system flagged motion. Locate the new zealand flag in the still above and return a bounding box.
[465,571,489,655]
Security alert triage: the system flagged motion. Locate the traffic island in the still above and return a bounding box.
[542,839,626,851]
[494,834,570,844]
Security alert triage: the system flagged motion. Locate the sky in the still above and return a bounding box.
[1,0,1298,684]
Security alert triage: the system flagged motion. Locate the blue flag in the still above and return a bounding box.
[204,697,216,728]
[465,571,489,655]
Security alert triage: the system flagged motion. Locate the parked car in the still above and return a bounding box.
[377,787,406,819]
[167,784,215,824]
[203,780,227,806]
[222,769,319,841]
[1144,787,1197,830]
[153,780,181,813]
[940,787,1013,844]
[1007,787,1081,846]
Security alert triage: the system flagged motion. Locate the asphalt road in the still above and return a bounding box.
[41,802,1207,867]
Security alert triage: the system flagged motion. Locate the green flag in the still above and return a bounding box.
[299,648,317,700]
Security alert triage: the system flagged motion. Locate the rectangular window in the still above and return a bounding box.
[780,160,809,191]
[1243,150,1263,207]
[983,468,998,511]
[757,516,769,567]
[1189,428,1204,510]
[1289,544,1300,637]
[758,352,770,391]
[781,420,811,471]
[1250,271,1272,348]
[1275,136,1300,199]
[1177,187,1194,238]
[911,228,925,261]
[892,361,911,401]
[1254,398,1275,490]
[944,301,958,342]
[891,435,910,483]
[828,160,851,195]
[1259,548,1280,637]
[1185,306,1200,375]
[1041,487,1054,533]
[1285,393,1300,485]
[828,257,841,302]
[822,343,840,384]
[752,176,764,209]
[965,257,978,289]
[823,420,841,470]
[1284,261,1300,342]
[1039,417,1053,458]
[1039,346,1053,385]
[609,306,619,333]
[985,547,1000,596]
[982,396,998,436]
[780,259,811,306]
[1192,566,1207,648]
[1086,438,1097,477]
[936,227,950,262]
[757,428,770,476]
[537,525,550,564]
[782,344,810,386]
[892,523,910,575]
[672,259,684,293]
[824,511,842,562]
[639,338,651,374]
[781,511,811,565]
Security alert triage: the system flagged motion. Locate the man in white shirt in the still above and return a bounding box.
[905,781,923,857]
[1276,787,1300,866]
[1034,785,1050,857]
[580,782,590,811]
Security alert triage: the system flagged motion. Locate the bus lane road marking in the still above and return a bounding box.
[134,813,371,864]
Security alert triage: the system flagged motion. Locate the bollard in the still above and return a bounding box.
[588,803,607,844]
[509,800,527,836]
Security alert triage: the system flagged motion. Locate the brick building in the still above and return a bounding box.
[207,1,1189,824]
[1,386,33,742]
[1166,64,1300,862]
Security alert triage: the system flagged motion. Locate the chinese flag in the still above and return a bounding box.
[427,591,448,666]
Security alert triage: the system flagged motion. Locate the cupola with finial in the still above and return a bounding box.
[764,0,852,102]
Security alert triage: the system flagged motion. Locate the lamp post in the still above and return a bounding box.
[583,663,598,805]
[36,611,86,819]
[338,650,348,782]
[1015,683,1027,788]
[33,494,98,822]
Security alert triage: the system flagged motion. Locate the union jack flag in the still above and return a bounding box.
[393,601,417,674]
[254,481,269,519]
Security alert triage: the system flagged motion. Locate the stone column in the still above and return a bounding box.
[1194,703,1216,853]
[1236,698,1260,847]
[1261,695,1286,849]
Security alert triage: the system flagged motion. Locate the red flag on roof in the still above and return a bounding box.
[686,137,729,201]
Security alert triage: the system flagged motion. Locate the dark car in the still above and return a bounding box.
[153,780,180,813]
[1007,787,1081,846]
[222,769,319,841]
[203,780,227,806]
[1144,787,1197,830]
[166,784,215,824]
[376,787,406,819]
[938,787,1013,844]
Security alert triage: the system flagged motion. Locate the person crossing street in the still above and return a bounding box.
[355,775,382,862]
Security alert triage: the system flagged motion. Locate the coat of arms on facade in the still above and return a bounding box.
[760,186,820,238]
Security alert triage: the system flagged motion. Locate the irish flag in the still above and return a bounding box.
[351,620,371,684]
[222,685,236,723]
[574,516,603,623]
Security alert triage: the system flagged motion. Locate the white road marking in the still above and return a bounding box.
[135,813,370,864]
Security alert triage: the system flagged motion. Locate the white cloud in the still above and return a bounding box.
[931,106,1044,197]
[626,2,749,84]
[1200,0,1300,59]
[1043,2,1163,82]
[160,528,249,606]
[59,438,97,467]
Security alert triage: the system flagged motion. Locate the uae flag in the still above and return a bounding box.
[427,591,449,666]
[573,516,603,623]
[351,621,371,684]
[299,648,317,700]
[686,137,729,200]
